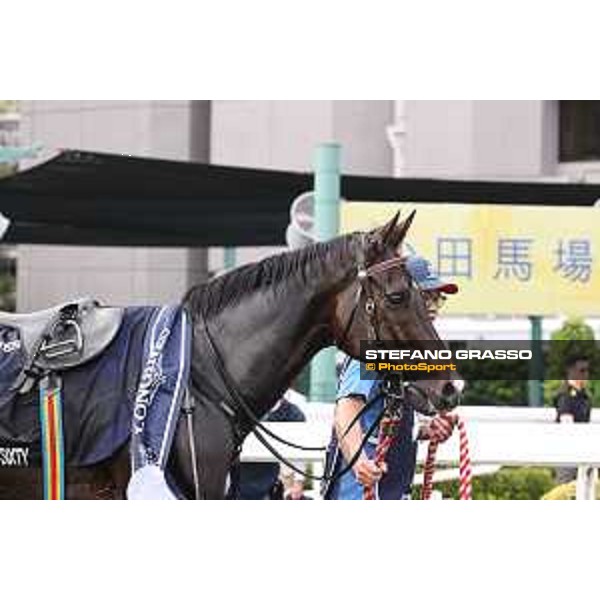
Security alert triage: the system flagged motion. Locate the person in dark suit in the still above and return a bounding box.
[554,355,593,484]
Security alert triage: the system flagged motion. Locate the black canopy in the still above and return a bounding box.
[1,150,600,247]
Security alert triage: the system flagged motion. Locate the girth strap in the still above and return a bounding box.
[39,374,66,500]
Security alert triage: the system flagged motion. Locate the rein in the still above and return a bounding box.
[198,302,391,483]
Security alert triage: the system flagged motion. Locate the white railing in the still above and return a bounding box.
[241,406,600,500]
[298,404,600,424]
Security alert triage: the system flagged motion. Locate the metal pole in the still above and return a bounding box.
[528,315,544,407]
[309,143,341,403]
[0,143,42,164]
[223,247,236,271]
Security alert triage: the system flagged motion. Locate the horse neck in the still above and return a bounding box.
[202,237,358,417]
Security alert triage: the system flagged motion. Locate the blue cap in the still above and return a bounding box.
[406,256,458,294]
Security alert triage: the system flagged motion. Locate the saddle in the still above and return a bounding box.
[0,302,189,499]
[0,298,124,393]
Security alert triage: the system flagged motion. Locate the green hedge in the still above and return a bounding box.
[413,466,556,500]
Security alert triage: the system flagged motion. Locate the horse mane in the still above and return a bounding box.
[185,233,357,317]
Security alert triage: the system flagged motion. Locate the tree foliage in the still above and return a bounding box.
[544,317,600,407]
[0,100,18,113]
[458,357,528,406]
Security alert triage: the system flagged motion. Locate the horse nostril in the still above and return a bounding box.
[439,381,461,411]
[442,382,456,397]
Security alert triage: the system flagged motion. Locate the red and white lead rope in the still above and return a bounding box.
[457,417,473,499]
[363,415,401,500]
[363,413,473,500]
[421,415,472,500]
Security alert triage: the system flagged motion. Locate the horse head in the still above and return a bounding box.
[331,211,463,413]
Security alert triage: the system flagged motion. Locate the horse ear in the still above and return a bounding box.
[390,210,416,248]
[379,211,401,245]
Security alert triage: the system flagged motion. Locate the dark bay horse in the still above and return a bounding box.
[0,212,458,499]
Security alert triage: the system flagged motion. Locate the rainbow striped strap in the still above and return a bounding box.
[39,375,65,500]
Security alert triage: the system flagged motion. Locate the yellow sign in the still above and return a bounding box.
[341,202,600,317]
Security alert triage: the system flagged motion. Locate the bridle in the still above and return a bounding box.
[336,232,411,348]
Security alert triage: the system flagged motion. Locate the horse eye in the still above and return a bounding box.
[385,290,409,306]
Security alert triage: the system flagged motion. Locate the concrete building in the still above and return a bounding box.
[11,100,600,340]
[209,100,393,269]
[16,101,211,310]
[388,100,600,182]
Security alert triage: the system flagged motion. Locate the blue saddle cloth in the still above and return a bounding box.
[0,305,191,468]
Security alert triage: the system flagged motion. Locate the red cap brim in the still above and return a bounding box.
[437,283,459,294]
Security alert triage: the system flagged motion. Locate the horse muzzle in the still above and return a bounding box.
[404,378,463,416]
[435,380,462,412]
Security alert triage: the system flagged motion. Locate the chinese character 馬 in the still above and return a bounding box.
[494,238,533,281]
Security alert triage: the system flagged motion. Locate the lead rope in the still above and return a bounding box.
[363,413,402,500]
[421,415,472,500]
